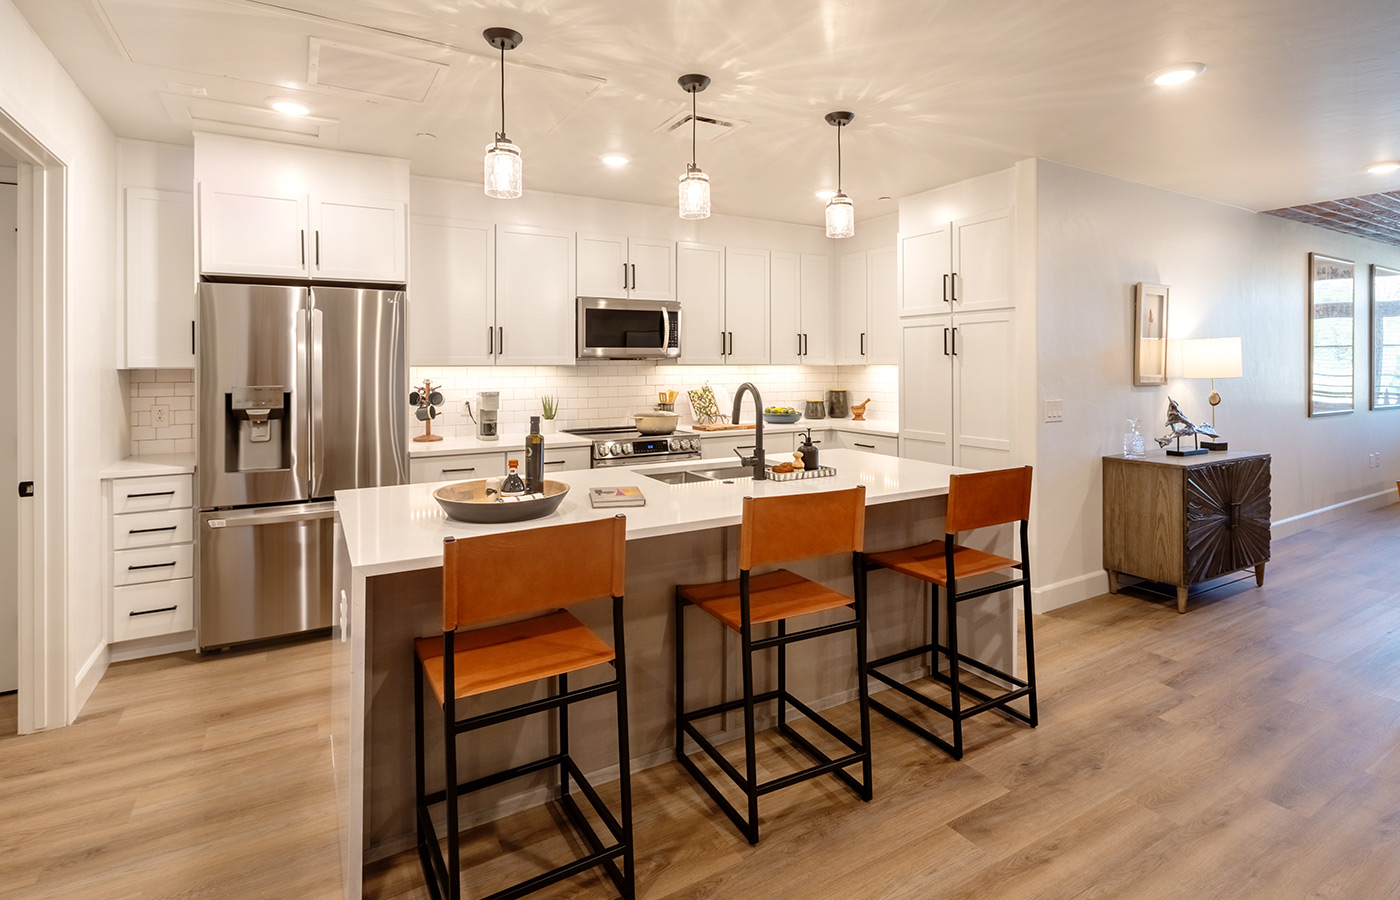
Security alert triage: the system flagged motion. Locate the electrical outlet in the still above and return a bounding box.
[1044,398,1064,423]
[151,404,170,428]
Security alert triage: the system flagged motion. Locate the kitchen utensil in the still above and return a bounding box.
[763,411,802,424]
[433,479,570,524]
[804,400,826,419]
[849,398,872,421]
[826,389,849,418]
[632,409,680,435]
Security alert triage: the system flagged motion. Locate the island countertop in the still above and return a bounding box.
[335,449,973,577]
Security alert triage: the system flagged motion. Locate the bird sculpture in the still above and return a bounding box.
[1155,397,1218,448]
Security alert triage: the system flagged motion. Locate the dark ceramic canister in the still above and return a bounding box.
[826,389,849,418]
[805,399,826,419]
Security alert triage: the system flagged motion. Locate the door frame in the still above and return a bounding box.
[0,103,69,734]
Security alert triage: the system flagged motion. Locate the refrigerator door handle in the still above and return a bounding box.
[204,501,337,528]
[309,306,325,497]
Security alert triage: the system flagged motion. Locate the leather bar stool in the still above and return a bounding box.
[864,466,1036,760]
[413,516,635,900]
[674,486,872,844]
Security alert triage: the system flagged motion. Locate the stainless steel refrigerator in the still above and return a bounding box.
[196,282,406,650]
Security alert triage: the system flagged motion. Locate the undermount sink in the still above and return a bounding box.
[642,464,756,485]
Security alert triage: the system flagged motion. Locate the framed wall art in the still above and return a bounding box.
[1133,282,1169,386]
[1371,264,1400,410]
[1308,252,1355,417]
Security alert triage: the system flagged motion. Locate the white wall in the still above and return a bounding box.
[1033,158,1400,610]
[0,0,120,712]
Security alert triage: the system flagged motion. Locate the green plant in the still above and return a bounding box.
[541,394,559,419]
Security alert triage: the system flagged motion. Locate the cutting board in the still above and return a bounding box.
[690,423,756,432]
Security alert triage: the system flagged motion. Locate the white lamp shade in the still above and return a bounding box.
[483,139,523,199]
[825,192,855,238]
[1181,337,1243,379]
[678,166,711,219]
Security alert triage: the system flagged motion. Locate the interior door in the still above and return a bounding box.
[0,181,16,693]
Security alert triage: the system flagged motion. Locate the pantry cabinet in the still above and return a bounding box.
[123,187,195,368]
[577,233,676,301]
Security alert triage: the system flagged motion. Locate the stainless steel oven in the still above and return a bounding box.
[577,296,681,359]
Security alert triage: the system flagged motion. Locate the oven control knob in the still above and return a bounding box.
[668,438,680,451]
[686,438,698,451]
[598,443,612,457]
[621,443,634,455]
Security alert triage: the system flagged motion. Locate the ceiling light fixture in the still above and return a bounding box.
[824,111,855,239]
[482,27,524,200]
[1367,161,1400,175]
[677,74,712,220]
[1150,63,1206,86]
[268,99,310,116]
[601,154,631,167]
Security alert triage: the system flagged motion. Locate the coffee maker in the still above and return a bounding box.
[476,391,500,440]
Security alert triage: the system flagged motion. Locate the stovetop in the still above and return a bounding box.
[564,426,689,442]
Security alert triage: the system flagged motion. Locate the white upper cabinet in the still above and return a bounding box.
[123,188,195,368]
[898,223,951,317]
[199,183,308,279]
[311,194,407,283]
[495,224,576,365]
[577,233,676,301]
[866,246,899,364]
[799,253,833,365]
[899,209,1013,317]
[724,247,770,365]
[836,251,868,364]
[770,251,801,365]
[408,216,495,366]
[678,241,725,364]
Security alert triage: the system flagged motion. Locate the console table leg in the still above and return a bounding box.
[1107,570,1120,594]
[1176,585,1189,614]
[1255,563,1266,587]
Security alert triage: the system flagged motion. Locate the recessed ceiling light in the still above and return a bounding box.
[878,196,893,202]
[1149,63,1206,86]
[1367,161,1400,175]
[815,190,836,200]
[268,98,311,116]
[416,132,437,141]
[601,154,630,167]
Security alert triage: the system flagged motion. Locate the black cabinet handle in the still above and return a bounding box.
[441,467,476,474]
[943,273,949,303]
[622,262,628,290]
[545,459,566,466]
[190,320,195,356]
[129,526,177,535]
[130,606,178,617]
[128,490,176,499]
[300,229,305,266]
[798,333,803,356]
[861,332,866,356]
[487,326,494,355]
[498,327,504,355]
[631,263,637,290]
[951,272,959,303]
[128,561,177,571]
[951,327,959,356]
[855,442,875,449]
[315,230,321,268]
[943,327,950,356]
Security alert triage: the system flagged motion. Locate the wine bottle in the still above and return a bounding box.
[500,460,527,497]
[525,416,545,492]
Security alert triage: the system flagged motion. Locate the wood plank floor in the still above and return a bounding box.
[5,504,1400,899]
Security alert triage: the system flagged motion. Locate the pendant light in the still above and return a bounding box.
[482,27,524,199]
[677,74,712,219]
[824,111,855,238]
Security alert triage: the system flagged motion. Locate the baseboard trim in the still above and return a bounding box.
[1032,570,1109,614]
[1271,488,1397,540]
[108,631,197,664]
[72,643,109,718]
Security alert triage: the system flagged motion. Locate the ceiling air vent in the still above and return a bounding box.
[308,38,448,104]
[654,109,748,143]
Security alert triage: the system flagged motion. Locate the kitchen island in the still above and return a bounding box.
[330,449,1018,899]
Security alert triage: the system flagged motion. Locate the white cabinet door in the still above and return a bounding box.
[678,241,725,364]
[952,209,1013,312]
[495,225,576,365]
[725,247,770,365]
[866,246,899,365]
[577,232,629,299]
[770,251,801,365]
[628,237,676,301]
[199,183,308,278]
[799,253,833,365]
[409,217,494,366]
[836,251,868,364]
[124,188,195,368]
[899,316,954,465]
[409,452,508,484]
[953,310,1014,469]
[311,194,406,283]
[898,224,951,317]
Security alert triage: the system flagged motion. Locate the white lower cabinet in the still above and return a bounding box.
[833,432,898,456]
[410,452,508,484]
[113,580,194,643]
[106,473,195,652]
[542,446,591,473]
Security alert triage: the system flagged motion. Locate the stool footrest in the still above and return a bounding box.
[750,617,858,650]
[421,752,567,806]
[455,675,619,733]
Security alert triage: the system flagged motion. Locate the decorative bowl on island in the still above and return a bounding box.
[432,479,570,524]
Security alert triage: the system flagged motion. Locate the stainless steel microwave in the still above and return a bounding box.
[577,296,681,359]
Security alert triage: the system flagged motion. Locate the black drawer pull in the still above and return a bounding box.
[128,562,177,570]
[128,490,176,499]
[441,467,476,474]
[855,442,875,449]
[545,460,566,466]
[130,606,178,617]
[129,525,177,535]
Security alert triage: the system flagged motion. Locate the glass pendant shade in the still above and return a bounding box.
[826,191,855,238]
[484,138,523,199]
[679,164,711,219]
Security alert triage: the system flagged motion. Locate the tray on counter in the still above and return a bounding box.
[767,465,836,482]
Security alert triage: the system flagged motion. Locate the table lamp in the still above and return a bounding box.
[1181,337,1243,451]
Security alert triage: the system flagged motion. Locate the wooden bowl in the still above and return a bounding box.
[432,479,570,524]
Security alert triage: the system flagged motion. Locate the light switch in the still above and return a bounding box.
[1044,398,1064,423]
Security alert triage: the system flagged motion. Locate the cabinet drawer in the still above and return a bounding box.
[543,446,590,472]
[409,452,508,484]
[112,474,192,513]
[112,579,194,642]
[835,432,898,456]
[112,508,193,550]
[113,543,195,586]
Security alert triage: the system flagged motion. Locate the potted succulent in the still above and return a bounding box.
[540,394,559,433]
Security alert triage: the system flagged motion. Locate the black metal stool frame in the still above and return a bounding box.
[413,594,635,900]
[674,556,874,845]
[865,519,1037,760]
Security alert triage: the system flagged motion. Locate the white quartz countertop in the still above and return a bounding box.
[407,431,593,458]
[98,453,197,479]
[698,418,899,438]
[337,449,968,577]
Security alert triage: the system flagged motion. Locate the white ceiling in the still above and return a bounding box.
[13,0,1400,225]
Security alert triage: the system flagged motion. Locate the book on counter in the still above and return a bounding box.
[589,486,647,508]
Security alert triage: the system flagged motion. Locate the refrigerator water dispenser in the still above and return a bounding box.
[227,386,290,472]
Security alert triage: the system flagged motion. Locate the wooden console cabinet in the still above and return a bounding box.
[1103,451,1271,612]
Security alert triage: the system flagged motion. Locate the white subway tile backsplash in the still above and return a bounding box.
[127,369,196,456]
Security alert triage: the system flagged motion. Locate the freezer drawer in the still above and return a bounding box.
[198,503,334,649]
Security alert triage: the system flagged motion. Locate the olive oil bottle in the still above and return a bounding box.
[524,416,545,492]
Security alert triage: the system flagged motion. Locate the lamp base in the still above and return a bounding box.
[1166,447,1209,457]
[1200,439,1229,451]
